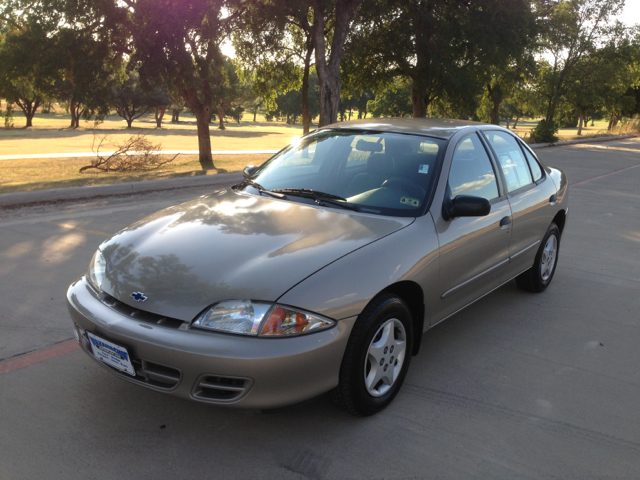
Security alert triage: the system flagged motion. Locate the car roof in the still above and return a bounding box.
[322,118,489,140]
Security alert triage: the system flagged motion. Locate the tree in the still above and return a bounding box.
[169,88,185,123]
[307,0,363,126]
[112,71,152,128]
[0,0,119,128]
[245,0,363,127]
[345,0,535,118]
[126,0,246,170]
[52,29,116,128]
[366,80,412,118]
[233,3,316,132]
[210,56,255,130]
[537,0,625,123]
[266,69,320,124]
[0,11,53,126]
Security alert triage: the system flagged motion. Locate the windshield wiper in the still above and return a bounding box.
[271,188,347,201]
[271,188,359,211]
[241,179,286,199]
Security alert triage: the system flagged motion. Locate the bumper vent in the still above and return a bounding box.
[192,375,252,403]
[99,292,185,329]
[131,358,181,389]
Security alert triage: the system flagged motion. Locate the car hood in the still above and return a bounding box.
[99,189,413,321]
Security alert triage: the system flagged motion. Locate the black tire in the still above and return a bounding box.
[516,222,560,293]
[330,293,413,416]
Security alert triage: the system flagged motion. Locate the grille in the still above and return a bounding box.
[192,375,252,402]
[100,292,185,329]
[77,328,181,390]
[129,358,181,389]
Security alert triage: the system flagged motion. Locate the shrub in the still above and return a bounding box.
[529,119,559,144]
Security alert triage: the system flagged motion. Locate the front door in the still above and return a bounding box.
[433,132,512,324]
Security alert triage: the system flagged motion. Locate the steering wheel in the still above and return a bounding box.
[381,178,427,199]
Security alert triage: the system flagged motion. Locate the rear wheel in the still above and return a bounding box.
[330,293,413,416]
[516,222,560,293]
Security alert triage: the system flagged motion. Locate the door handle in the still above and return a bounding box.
[500,216,512,228]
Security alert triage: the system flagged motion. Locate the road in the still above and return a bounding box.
[1,139,639,479]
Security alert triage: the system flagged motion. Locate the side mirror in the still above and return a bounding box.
[443,195,491,220]
[243,165,259,177]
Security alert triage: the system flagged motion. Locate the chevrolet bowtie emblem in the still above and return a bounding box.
[130,292,148,302]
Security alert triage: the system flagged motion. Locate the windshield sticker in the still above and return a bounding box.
[418,164,429,174]
[400,196,420,207]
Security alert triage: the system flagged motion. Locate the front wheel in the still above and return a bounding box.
[330,293,413,416]
[516,222,560,293]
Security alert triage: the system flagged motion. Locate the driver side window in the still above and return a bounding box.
[449,134,499,201]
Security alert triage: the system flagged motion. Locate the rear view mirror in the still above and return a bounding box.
[443,195,491,220]
[243,165,259,177]
[355,139,383,153]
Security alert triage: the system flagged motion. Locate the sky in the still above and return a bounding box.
[618,1,640,27]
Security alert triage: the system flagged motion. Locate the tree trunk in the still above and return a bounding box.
[253,109,257,122]
[505,116,511,129]
[577,111,584,135]
[155,106,166,128]
[15,96,41,128]
[411,78,428,117]
[217,107,225,130]
[514,116,520,129]
[301,38,313,134]
[490,100,501,125]
[310,0,361,127]
[69,98,79,128]
[183,89,214,170]
[194,108,214,169]
[126,118,133,128]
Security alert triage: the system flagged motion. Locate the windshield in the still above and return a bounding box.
[243,130,445,217]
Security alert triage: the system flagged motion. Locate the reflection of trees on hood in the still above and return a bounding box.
[103,242,267,308]
[105,191,406,259]
[166,192,403,238]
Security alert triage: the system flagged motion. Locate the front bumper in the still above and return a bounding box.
[66,277,356,409]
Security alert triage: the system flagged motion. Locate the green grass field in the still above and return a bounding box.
[0,103,632,195]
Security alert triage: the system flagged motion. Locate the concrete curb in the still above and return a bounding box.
[530,134,638,149]
[0,172,243,208]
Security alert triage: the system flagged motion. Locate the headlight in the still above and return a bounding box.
[88,249,106,291]
[192,300,335,337]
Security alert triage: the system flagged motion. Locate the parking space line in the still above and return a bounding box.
[47,222,111,236]
[570,164,640,188]
[574,144,640,154]
[0,340,80,376]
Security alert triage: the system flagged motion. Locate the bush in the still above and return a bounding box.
[529,119,559,144]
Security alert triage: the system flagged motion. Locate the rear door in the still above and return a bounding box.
[480,130,558,277]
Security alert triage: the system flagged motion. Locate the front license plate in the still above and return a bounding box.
[87,332,136,377]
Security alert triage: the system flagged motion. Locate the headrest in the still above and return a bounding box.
[367,153,396,176]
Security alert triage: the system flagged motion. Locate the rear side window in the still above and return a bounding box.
[522,146,543,182]
[483,131,533,192]
[449,133,499,201]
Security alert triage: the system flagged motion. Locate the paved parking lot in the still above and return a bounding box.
[1,139,639,479]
